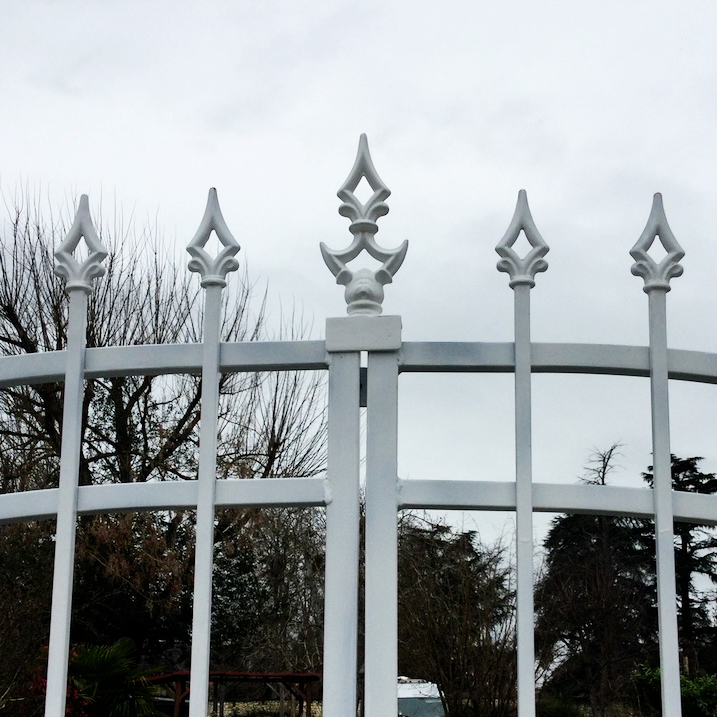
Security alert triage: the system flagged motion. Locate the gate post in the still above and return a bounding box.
[322,345,361,717]
[364,339,401,717]
[322,135,407,717]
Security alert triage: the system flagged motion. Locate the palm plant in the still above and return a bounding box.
[70,638,164,717]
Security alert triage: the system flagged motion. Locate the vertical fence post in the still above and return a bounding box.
[364,348,401,717]
[630,193,684,715]
[321,135,408,717]
[496,190,549,717]
[186,189,241,717]
[322,349,361,717]
[45,196,107,717]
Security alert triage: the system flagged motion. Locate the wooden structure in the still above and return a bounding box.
[147,671,321,717]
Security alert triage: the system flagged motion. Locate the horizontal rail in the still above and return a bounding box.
[4,477,715,527]
[397,479,717,526]
[0,477,328,524]
[4,342,717,389]
[0,341,329,387]
[399,342,717,383]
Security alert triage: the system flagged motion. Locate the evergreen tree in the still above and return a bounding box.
[535,447,656,716]
[641,456,717,677]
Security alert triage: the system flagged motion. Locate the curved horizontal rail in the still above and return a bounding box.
[3,476,715,527]
[398,479,717,526]
[0,477,328,524]
[4,341,717,389]
[399,342,717,383]
[0,340,328,387]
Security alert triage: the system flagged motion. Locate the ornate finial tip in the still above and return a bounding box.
[496,190,549,287]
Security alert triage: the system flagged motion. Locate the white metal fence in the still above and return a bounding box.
[1,135,716,717]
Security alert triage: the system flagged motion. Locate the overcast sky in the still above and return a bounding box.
[2,1,717,538]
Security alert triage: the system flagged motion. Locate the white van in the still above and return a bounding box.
[397,678,445,717]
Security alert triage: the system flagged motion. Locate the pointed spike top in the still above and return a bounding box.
[54,194,108,293]
[495,190,550,289]
[630,193,684,293]
[322,135,408,315]
[187,188,241,288]
[338,134,390,203]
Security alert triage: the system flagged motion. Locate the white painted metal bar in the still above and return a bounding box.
[630,193,684,715]
[1,478,327,524]
[322,351,361,717]
[8,341,717,391]
[85,340,327,378]
[44,289,89,717]
[0,351,66,387]
[45,196,108,717]
[322,136,405,717]
[513,283,536,717]
[364,351,400,717]
[398,480,717,527]
[496,190,548,716]
[186,188,241,717]
[188,284,225,717]
[399,480,655,516]
[399,342,650,376]
[648,289,682,714]
[8,476,717,528]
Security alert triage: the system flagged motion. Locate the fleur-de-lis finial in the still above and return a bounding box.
[321,134,408,316]
[187,188,241,287]
[495,190,549,288]
[54,195,108,293]
[630,193,684,293]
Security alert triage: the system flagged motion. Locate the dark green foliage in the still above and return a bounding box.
[535,511,656,713]
[0,521,55,708]
[236,508,326,673]
[642,456,717,677]
[535,447,657,715]
[71,512,195,671]
[537,449,717,716]
[69,639,164,717]
[535,693,583,717]
[633,666,717,717]
[17,640,164,717]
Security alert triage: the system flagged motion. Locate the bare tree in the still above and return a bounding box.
[0,193,327,697]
